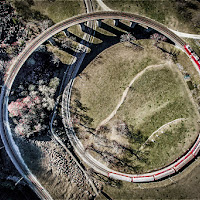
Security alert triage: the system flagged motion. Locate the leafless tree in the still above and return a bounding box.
[61,36,73,49]
[39,20,52,31]
[61,40,72,49]
[150,33,167,42]
[0,60,7,71]
[69,36,76,41]
[51,54,60,66]
[120,33,136,43]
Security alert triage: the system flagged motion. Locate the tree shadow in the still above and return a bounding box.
[13,134,45,175]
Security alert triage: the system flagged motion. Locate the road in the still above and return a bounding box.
[96,0,112,11]
[170,29,200,39]
[0,11,198,191]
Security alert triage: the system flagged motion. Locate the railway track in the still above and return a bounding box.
[0,12,199,196]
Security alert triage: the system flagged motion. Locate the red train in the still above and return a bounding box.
[184,44,200,69]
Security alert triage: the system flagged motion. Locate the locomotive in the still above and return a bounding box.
[184,44,200,69]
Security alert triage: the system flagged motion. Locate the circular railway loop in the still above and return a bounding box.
[0,11,200,194]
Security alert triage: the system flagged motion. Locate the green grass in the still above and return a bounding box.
[71,40,200,172]
[129,119,196,172]
[46,44,74,65]
[71,40,165,128]
[142,120,193,169]
[32,0,84,23]
[31,0,85,37]
[106,63,198,172]
[116,64,197,138]
[12,0,85,37]
[12,0,85,23]
[104,0,200,34]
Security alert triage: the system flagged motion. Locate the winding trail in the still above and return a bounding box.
[139,118,186,150]
[97,62,170,129]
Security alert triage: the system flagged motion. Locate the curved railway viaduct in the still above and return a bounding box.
[0,11,200,199]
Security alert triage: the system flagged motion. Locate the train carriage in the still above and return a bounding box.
[108,172,132,182]
[132,175,155,182]
[191,135,200,156]
[154,168,175,180]
[184,44,200,68]
[173,152,194,172]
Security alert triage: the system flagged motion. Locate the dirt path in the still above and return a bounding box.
[139,118,186,150]
[96,62,170,130]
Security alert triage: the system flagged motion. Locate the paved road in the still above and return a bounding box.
[96,0,112,11]
[170,29,200,39]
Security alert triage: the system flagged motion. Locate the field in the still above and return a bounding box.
[71,39,200,172]
[107,62,198,171]
[31,0,86,37]
[71,40,166,128]
[31,0,84,23]
[12,0,85,37]
[12,0,85,23]
[103,0,200,56]
[104,0,200,34]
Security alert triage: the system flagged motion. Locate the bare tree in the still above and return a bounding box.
[39,20,52,31]
[61,37,72,49]
[61,40,72,49]
[150,33,167,42]
[120,33,136,43]
[69,36,76,41]
[51,54,60,67]
[0,60,7,71]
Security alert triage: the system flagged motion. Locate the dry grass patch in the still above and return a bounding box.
[31,0,85,23]
[104,0,200,34]
[115,63,198,138]
[46,44,75,65]
[71,40,166,128]
[71,40,200,173]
